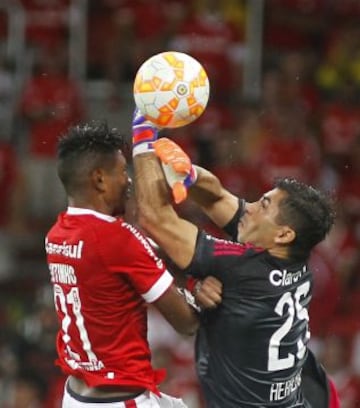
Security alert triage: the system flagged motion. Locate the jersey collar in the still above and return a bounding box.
[66,207,117,222]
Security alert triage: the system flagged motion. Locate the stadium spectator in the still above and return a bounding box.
[320,334,360,408]
[18,42,86,230]
[20,0,69,50]
[315,22,360,97]
[0,51,16,136]
[335,135,360,233]
[317,79,360,172]
[86,0,191,107]
[169,0,245,103]
[255,106,322,189]
[0,9,7,41]
[0,137,27,280]
[263,0,328,56]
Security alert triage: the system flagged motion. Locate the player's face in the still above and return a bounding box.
[105,151,131,216]
[237,188,289,248]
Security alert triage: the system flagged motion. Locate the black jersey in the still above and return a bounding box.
[185,231,313,407]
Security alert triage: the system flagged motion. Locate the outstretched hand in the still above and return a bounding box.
[154,137,197,204]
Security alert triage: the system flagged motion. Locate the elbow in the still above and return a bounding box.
[175,319,199,336]
[187,322,199,336]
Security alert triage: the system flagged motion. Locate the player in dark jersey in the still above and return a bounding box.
[46,121,222,407]
[132,112,340,408]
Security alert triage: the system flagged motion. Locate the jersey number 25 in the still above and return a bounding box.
[268,281,311,371]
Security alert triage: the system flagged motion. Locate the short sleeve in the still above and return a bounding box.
[183,231,218,279]
[223,198,245,241]
[99,221,173,303]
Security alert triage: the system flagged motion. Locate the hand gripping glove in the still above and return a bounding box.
[153,137,197,204]
[132,108,159,157]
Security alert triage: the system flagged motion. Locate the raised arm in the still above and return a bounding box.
[154,137,239,228]
[132,113,198,269]
[189,165,239,228]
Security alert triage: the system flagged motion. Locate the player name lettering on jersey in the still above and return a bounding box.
[122,222,164,269]
[45,238,84,259]
[269,371,302,401]
[49,263,77,285]
[269,265,307,287]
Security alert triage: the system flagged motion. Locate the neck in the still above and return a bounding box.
[267,247,290,260]
[68,197,111,215]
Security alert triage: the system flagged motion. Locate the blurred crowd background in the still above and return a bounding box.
[1,0,360,406]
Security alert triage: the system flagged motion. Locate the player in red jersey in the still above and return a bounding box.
[45,121,222,407]
[132,112,340,407]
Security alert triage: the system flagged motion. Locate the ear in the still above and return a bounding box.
[274,226,296,244]
[91,168,107,192]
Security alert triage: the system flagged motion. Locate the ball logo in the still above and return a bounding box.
[176,83,188,96]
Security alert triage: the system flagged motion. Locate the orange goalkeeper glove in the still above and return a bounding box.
[153,137,197,204]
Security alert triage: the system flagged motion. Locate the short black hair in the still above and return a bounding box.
[57,121,128,195]
[274,177,336,260]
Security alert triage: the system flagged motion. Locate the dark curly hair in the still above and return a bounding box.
[57,121,128,195]
[274,177,336,260]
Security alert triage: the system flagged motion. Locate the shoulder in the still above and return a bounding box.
[198,232,263,258]
[102,220,162,265]
[185,231,264,279]
[118,221,156,250]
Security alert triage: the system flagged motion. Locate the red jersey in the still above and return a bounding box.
[45,207,173,393]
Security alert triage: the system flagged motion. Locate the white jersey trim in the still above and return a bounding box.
[142,270,173,303]
[67,207,117,222]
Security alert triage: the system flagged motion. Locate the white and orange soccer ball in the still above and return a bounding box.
[133,51,210,128]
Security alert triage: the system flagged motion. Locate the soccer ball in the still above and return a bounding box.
[133,51,210,128]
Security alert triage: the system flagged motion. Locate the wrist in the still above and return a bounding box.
[132,110,158,157]
[185,277,198,292]
[177,287,202,313]
[132,141,155,157]
[132,128,157,157]
[183,165,198,188]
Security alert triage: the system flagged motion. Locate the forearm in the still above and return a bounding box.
[189,165,227,204]
[134,153,174,230]
[154,284,200,335]
[133,152,198,269]
[189,165,239,228]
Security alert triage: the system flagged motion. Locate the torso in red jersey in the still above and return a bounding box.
[45,207,173,393]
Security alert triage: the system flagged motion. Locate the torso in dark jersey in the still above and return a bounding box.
[185,230,313,407]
